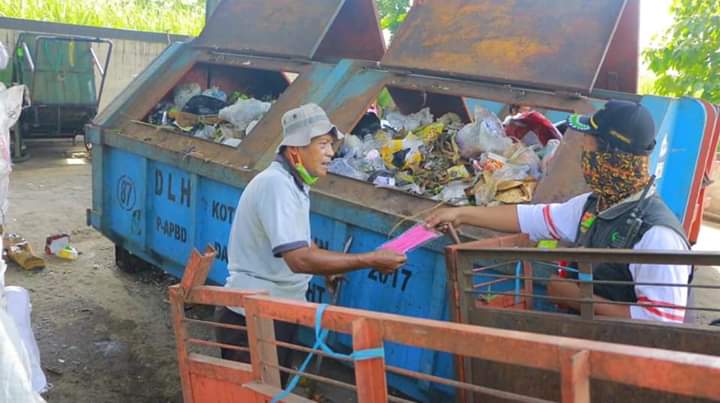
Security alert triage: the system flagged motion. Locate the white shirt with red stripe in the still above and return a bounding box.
[517,192,690,323]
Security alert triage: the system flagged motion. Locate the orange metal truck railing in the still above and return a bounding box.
[445,234,720,402]
[170,247,720,403]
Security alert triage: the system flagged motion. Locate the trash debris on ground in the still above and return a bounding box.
[330,106,558,206]
[44,233,79,260]
[3,234,45,271]
[45,233,70,255]
[144,82,275,148]
[57,246,79,261]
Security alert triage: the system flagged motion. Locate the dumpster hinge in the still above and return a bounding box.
[554,90,584,100]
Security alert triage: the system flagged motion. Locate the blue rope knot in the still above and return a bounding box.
[271,303,385,402]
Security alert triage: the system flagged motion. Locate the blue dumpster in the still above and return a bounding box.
[88,0,720,401]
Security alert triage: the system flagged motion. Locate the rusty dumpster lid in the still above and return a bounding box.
[195,0,385,61]
[381,0,628,93]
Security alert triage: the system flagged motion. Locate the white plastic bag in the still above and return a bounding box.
[505,143,542,178]
[0,307,46,403]
[0,41,8,70]
[219,98,271,132]
[492,164,530,182]
[201,86,227,102]
[0,86,25,226]
[456,107,512,158]
[329,158,369,181]
[434,181,469,205]
[386,107,434,132]
[339,134,363,159]
[4,287,47,394]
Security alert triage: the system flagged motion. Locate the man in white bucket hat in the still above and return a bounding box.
[216,103,406,377]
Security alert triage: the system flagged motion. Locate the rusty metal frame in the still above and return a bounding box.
[445,238,720,402]
[171,247,720,403]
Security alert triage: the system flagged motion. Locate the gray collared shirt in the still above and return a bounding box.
[224,159,312,314]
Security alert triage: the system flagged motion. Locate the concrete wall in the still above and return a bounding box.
[0,17,191,113]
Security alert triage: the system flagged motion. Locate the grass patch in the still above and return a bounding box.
[0,0,205,36]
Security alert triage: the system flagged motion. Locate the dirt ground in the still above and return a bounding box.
[5,142,184,403]
[3,141,720,403]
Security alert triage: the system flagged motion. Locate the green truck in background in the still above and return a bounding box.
[1,33,111,160]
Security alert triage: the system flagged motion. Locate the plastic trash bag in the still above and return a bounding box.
[182,95,227,115]
[355,149,386,174]
[219,98,271,132]
[505,143,542,178]
[4,287,47,394]
[413,122,445,144]
[437,112,463,127]
[192,126,215,140]
[380,134,424,170]
[339,134,363,159]
[0,41,9,70]
[503,111,562,146]
[456,107,512,158]
[173,83,201,111]
[386,107,434,132]
[0,85,24,226]
[201,86,228,103]
[352,112,381,137]
[329,158,369,181]
[434,180,469,205]
[222,138,242,148]
[492,164,530,183]
[0,310,45,402]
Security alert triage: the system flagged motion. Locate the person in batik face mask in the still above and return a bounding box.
[426,100,692,323]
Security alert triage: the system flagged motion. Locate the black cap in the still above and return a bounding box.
[567,100,656,155]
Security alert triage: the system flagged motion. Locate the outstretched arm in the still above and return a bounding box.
[283,247,406,276]
[425,205,521,233]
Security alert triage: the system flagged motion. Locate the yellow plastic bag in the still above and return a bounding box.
[413,122,445,144]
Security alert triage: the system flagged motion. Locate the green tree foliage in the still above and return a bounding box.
[376,0,411,34]
[643,0,720,102]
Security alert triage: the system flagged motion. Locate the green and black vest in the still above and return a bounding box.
[572,193,690,303]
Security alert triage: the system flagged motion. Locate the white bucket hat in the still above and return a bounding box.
[280,103,344,147]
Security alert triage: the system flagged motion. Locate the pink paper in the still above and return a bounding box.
[380,224,442,254]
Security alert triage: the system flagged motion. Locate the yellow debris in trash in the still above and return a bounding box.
[381,139,405,168]
[494,180,537,204]
[447,164,470,180]
[169,111,221,127]
[380,135,424,170]
[413,122,445,144]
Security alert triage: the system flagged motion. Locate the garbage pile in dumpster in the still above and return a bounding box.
[145,82,273,148]
[331,106,562,206]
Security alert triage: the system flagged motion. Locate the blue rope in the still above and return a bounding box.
[271,303,384,402]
